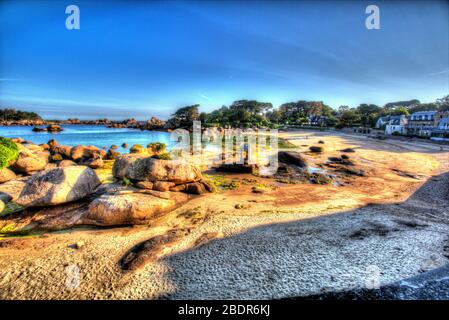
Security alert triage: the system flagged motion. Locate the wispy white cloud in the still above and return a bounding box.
[426,69,449,76]
[0,78,22,82]
[198,93,211,101]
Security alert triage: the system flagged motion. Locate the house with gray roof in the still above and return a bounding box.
[431,116,449,141]
[407,111,437,137]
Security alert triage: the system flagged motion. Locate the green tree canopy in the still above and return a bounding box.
[0,108,42,121]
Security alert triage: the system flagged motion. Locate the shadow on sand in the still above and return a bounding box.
[120,171,449,299]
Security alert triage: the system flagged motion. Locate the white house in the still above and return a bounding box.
[384,115,408,135]
[375,116,390,129]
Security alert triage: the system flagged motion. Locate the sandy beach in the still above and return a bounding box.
[1,130,448,299]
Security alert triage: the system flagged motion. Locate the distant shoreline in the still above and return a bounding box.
[0,119,171,132]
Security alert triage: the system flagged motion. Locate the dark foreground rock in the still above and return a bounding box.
[278,151,308,168]
[120,229,189,271]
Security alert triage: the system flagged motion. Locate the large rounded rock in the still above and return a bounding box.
[80,157,104,169]
[23,143,45,153]
[10,147,48,174]
[58,160,77,167]
[113,155,202,183]
[86,192,189,225]
[0,168,16,183]
[52,145,72,158]
[15,166,101,208]
[71,145,106,161]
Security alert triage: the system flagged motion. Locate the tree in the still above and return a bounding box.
[337,109,361,128]
[277,100,332,125]
[207,100,272,127]
[383,99,420,110]
[409,103,439,114]
[385,106,409,116]
[356,104,381,127]
[436,95,449,111]
[267,109,282,124]
[166,104,200,128]
[0,108,42,121]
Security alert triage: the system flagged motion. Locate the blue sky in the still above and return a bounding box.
[1,0,448,120]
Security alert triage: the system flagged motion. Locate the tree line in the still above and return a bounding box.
[166,95,449,129]
[2,94,448,129]
[0,108,42,121]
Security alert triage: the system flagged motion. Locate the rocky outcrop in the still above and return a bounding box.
[0,168,16,183]
[113,155,202,183]
[32,127,46,132]
[86,192,189,225]
[146,117,166,130]
[15,166,100,208]
[32,124,63,132]
[47,124,63,132]
[52,145,72,158]
[112,154,212,195]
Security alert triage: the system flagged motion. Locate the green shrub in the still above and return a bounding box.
[129,144,144,154]
[147,142,166,154]
[151,152,171,160]
[122,177,132,187]
[0,137,19,169]
[203,174,240,190]
[278,137,297,149]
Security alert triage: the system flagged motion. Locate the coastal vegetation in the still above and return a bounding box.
[0,137,19,169]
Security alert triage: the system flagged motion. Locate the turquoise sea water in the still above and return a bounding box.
[0,125,173,153]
